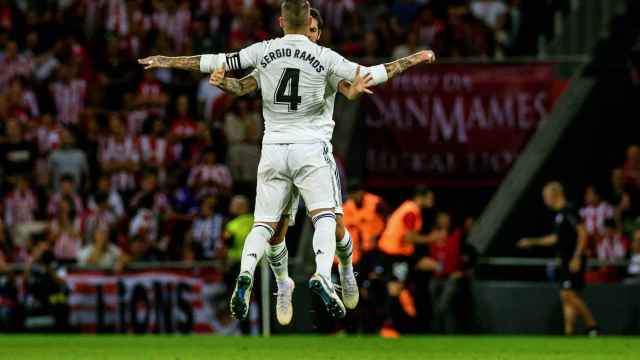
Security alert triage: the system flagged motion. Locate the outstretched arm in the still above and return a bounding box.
[209,68,258,97]
[138,55,202,72]
[331,50,435,87]
[517,234,558,248]
[384,50,436,79]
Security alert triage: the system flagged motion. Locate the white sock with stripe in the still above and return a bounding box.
[266,240,289,283]
[335,230,353,268]
[239,224,272,277]
[312,211,337,279]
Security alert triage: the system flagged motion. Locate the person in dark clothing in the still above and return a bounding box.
[518,181,599,336]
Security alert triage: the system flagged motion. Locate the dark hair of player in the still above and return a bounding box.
[310,8,324,29]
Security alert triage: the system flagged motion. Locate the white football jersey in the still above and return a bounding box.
[249,69,342,143]
[202,34,387,144]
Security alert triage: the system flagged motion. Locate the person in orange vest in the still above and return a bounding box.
[379,188,445,258]
[378,187,446,335]
[342,182,387,265]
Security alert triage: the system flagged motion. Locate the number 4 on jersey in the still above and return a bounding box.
[275,68,302,112]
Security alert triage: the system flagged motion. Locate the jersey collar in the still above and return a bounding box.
[283,34,309,41]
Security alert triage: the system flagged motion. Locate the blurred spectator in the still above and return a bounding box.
[129,195,163,248]
[99,113,140,197]
[188,148,232,199]
[224,195,253,267]
[138,117,171,184]
[77,228,121,268]
[628,229,640,278]
[2,77,39,123]
[47,129,89,192]
[130,172,173,218]
[622,144,640,190]
[47,196,82,263]
[87,175,125,220]
[47,175,84,218]
[470,0,507,30]
[115,235,164,272]
[4,176,40,250]
[31,114,63,157]
[0,120,37,183]
[170,95,198,145]
[188,196,226,260]
[83,191,119,239]
[411,5,444,52]
[596,219,628,263]
[343,183,386,265]
[48,65,87,126]
[224,98,260,184]
[429,212,467,334]
[0,218,10,270]
[579,185,614,254]
[0,41,32,90]
[587,219,629,283]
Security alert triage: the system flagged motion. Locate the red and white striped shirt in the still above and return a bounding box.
[99,136,140,192]
[171,117,198,138]
[596,234,628,262]
[47,192,84,218]
[188,164,232,196]
[0,54,33,89]
[138,135,170,167]
[49,79,87,125]
[82,207,118,235]
[580,203,614,236]
[29,125,63,155]
[4,190,38,227]
[50,218,83,261]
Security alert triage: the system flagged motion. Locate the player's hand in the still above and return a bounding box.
[344,66,374,99]
[517,238,533,249]
[569,256,581,273]
[352,66,374,94]
[416,50,436,64]
[138,56,170,70]
[209,68,226,86]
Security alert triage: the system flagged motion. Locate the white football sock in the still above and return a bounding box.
[266,240,289,283]
[239,224,272,276]
[312,211,337,279]
[335,230,353,268]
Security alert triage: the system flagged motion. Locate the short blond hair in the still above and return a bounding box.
[282,0,310,31]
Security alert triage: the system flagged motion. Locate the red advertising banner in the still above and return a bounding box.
[363,63,559,187]
[64,269,255,334]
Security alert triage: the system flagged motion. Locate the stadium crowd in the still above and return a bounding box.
[0,0,575,268]
[0,0,604,334]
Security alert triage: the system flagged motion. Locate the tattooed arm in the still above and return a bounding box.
[384,50,436,80]
[138,55,202,72]
[208,68,258,96]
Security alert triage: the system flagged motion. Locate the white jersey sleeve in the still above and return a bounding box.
[199,42,266,72]
[326,49,388,86]
[328,73,342,92]
[250,69,261,90]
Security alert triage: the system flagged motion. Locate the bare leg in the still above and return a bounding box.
[565,290,597,328]
[560,290,577,335]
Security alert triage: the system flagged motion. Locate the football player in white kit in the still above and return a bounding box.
[208,8,369,326]
[139,0,435,322]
